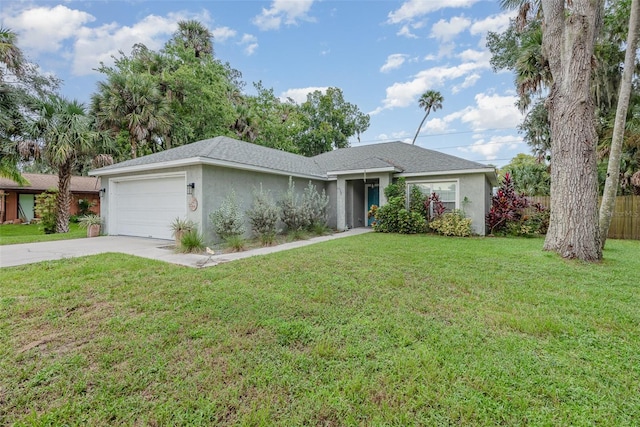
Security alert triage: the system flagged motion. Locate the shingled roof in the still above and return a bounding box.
[313,142,490,174]
[93,136,326,178]
[0,174,100,193]
[91,136,494,179]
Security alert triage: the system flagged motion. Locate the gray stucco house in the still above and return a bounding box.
[90,136,497,241]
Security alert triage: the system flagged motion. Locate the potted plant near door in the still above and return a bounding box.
[170,217,195,249]
[79,214,102,237]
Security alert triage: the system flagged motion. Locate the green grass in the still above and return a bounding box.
[1,234,639,426]
[0,222,85,245]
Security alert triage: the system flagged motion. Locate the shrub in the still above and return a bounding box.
[486,172,530,235]
[280,177,311,232]
[224,234,246,252]
[373,195,426,234]
[384,177,406,199]
[425,192,446,222]
[77,198,94,216]
[302,181,329,228]
[409,185,428,219]
[34,190,57,234]
[514,203,550,237]
[179,229,205,253]
[429,210,472,237]
[210,190,246,240]
[246,185,280,245]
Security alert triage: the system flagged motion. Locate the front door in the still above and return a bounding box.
[366,185,379,226]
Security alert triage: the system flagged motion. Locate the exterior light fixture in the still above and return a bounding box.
[187,182,195,195]
[99,188,106,196]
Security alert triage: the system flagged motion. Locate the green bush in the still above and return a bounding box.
[246,185,280,246]
[224,234,246,252]
[302,181,329,229]
[210,190,246,240]
[279,177,311,232]
[373,195,426,234]
[34,190,57,234]
[409,184,428,219]
[429,210,472,237]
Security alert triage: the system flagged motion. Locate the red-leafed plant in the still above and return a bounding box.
[486,173,530,235]
[425,192,446,222]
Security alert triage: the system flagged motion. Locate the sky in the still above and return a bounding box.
[1,0,526,167]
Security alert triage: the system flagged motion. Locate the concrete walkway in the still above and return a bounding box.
[0,228,372,269]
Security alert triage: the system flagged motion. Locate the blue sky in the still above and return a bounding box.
[2,0,525,166]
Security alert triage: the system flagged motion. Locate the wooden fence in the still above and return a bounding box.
[528,195,640,241]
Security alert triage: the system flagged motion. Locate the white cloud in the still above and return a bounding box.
[380,54,409,73]
[376,130,411,142]
[4,5,95,53]
[470,11,516,36]
[452,73,480,93]
[397,24,418,39]
[73,13,187,75]
[3,4,217,76]
[378,61,491,111]
[424,118,449,134]
[459,135,523,160]
[457,49,491,64]
[388,0,478,24]
[457,93,523,130]
[212,26,237,43]
[430,16,471,42]
[280,86,328,104]
[253,0,315,31]
[239,34,258,55]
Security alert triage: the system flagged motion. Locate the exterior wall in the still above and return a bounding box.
[347,180,365,229]
[70,193,100,216]
[200,166,327,243]
[0,190,100,223]
[404,172,491,236]
[325,181,337,229]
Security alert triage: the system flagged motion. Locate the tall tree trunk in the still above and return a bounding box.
[598,0,640,249]
[55,162,72,233]
[411,108,431,145]
[541,0,603,261]
[130,135,137,159]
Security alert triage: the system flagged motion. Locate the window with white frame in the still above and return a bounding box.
[410,181,457,213]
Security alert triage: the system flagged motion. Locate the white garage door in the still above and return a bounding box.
[111,175,186,240]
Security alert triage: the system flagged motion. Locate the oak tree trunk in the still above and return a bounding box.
[541,0,603,261]
[598,0,640,249]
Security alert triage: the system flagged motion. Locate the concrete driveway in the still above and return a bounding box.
[0,228,372,269]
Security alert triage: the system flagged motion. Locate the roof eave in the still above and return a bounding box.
[326,166,401,176]
[397,168,498,185]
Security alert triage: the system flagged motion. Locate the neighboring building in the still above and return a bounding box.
[90,136,497,241]
[0,174,101,224]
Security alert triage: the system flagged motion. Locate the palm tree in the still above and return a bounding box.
[0,27,25,80]
[92,72,170,159]
[0,27,34,185]
[411,90,443,145]
[599,0,640,248]
[173,20,213,58]
[33,96,110,233]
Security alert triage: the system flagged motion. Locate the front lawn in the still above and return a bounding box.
[0,222,85,245]
[1,234,638,425]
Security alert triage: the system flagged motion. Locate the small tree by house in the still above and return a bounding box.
[210,190,246,250]
[246,185,280,245]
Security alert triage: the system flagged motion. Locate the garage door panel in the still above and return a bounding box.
[112,175,186,240]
